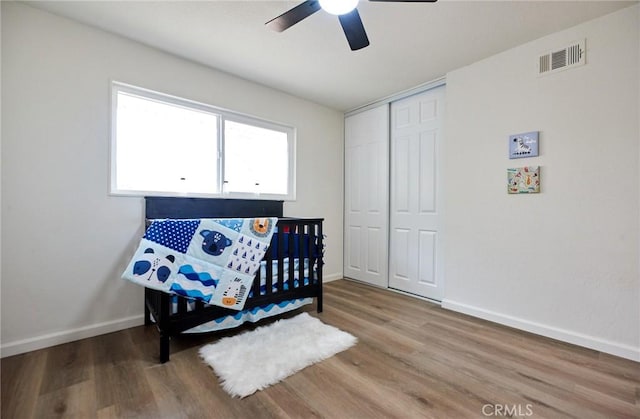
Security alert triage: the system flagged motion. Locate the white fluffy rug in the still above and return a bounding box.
[199,312,357,398]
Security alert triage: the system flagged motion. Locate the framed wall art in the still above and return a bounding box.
[508,166,540,194]
[509,131,539,159]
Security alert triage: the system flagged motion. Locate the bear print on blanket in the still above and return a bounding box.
[200,229,232,256]
[133,248,176,283]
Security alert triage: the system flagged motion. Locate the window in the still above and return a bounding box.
[111,82,296,200]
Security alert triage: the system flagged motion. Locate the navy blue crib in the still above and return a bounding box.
[143,197,323,363]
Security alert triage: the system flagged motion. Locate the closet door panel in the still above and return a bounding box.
[390,227,411,281]
[344,104,389,287]
[393,136,411,213]
[419,131,437,213]
[418,230,436,286]
[366,227,382,274]
[389,86,445,300]
[346,225,362,271]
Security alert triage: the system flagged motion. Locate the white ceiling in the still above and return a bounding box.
[25,0,637,111]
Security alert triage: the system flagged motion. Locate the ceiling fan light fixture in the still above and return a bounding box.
[319,0,359,16]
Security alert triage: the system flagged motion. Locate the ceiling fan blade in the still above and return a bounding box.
[338,9,370,51]
[265,0,322,32]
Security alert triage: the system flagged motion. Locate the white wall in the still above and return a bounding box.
[443,5,640,360]
[1,2,344,357]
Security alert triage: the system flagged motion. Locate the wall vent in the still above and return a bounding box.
[538,39,586,76]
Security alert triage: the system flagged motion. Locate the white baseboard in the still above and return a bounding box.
[2,275,344,358]
[442,299,640,362]
[1,315,144,358]
[323,272,343,282]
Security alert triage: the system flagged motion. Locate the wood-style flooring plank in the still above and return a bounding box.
[38,338,94,396]
[34,380,97,419]
[2,279,639,419]
[1,350,48,419]
[91,329,161,418]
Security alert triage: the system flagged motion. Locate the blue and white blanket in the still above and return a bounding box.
[122,217,278,311]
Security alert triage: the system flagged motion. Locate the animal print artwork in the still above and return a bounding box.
[250,218,273,238]
[187,220,238,263]
[199,229,233,256]
[507,166,540,194]
[133,248,176,283]
[508,131,539,159]
[221,276,248,307]
[124,239,181,292]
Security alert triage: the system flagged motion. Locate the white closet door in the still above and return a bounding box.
[389,86,445,300]
[344,105,389,288]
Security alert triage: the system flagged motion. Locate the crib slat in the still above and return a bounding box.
[177,297,187,314]
[287,225,295,291]
[277,227,284,294]
[265,248,273,296]
[316,221,323,312]
[252,264,262,298]
[159,292,172,363]
[298,223,306,289]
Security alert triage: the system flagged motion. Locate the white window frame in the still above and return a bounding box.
[110,81,296,200]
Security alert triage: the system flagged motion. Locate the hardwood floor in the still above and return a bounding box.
[2,279,639,418]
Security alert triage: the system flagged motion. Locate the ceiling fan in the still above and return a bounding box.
[266,0,438,51]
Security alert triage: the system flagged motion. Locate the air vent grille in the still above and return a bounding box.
[551,49,567,70]
[538,39,585,76]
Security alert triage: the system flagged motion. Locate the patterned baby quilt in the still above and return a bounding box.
[122,217,277,311]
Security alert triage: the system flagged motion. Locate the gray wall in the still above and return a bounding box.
[1,2,344,356]
[443,5,639,360]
